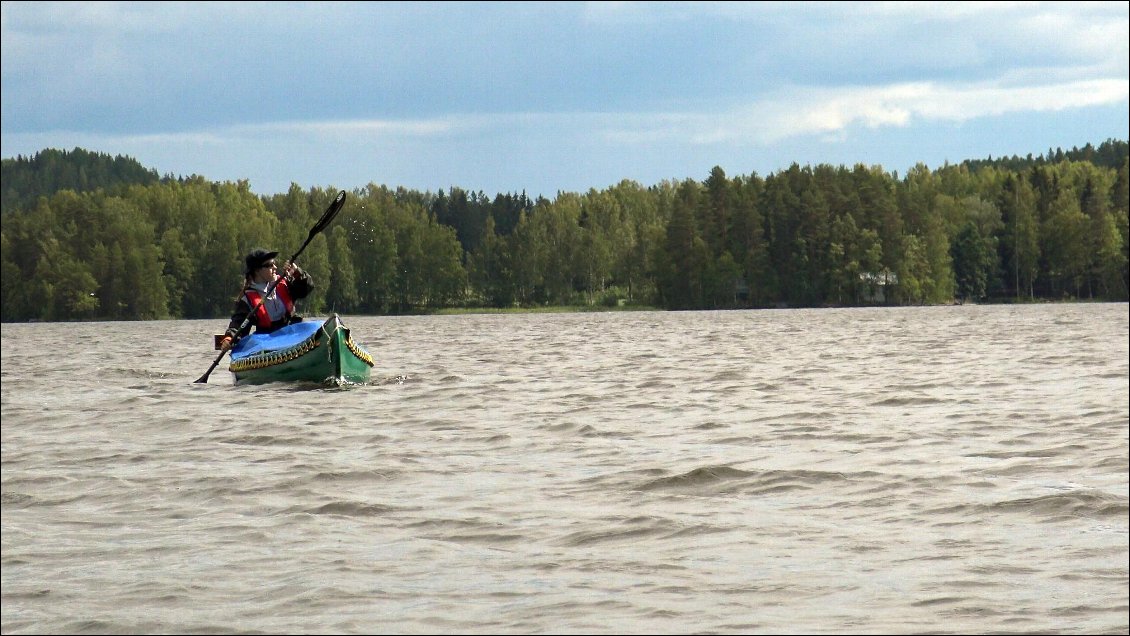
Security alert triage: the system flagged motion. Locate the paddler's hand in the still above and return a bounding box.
[283,261,303,279]
[219,335,233,352]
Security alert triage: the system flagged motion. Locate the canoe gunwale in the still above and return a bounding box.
[228,331,321,374]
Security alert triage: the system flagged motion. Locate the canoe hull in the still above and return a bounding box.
[228,314,374,386]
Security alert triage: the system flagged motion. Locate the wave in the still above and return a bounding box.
[635,465,860,496]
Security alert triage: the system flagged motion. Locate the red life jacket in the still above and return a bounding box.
[243,278,296,328]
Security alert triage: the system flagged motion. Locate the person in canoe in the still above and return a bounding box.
[217,248,313,352]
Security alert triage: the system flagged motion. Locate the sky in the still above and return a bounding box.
[2,1,1128,200]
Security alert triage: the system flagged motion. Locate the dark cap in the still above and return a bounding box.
[243,248,279,275]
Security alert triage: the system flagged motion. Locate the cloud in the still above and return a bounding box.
[2,2,1126,197]
[600,77,1130,145]
[6,74,1126,154]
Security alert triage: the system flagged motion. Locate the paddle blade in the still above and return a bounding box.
[195,353,223,383]
[289,190,347,264]
[311,190,346,237]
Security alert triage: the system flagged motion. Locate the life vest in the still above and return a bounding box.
[243,278,296,328]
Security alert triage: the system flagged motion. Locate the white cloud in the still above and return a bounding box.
[601,77,1130,145]
[238,118,460,139]
[6,75,1125,158]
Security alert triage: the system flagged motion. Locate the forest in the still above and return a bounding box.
[1,141,1127,323]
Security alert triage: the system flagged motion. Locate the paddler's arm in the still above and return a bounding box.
[221,295,254,349]
[282,261,313,299]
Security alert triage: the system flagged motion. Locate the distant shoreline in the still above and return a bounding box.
[423,297,1122,316]
[4,298,1124,324]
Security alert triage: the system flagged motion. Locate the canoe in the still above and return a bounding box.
[227,314,374,386]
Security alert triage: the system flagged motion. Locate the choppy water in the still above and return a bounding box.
[2,304,1128,634]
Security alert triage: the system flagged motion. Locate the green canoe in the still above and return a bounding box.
[227,314,374,386]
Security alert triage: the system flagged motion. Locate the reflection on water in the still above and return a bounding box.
[2,304,1127,634]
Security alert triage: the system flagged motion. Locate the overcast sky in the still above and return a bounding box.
[2,1,1127,199]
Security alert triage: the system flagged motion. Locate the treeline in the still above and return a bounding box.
[1,148,164,212]
[1,141,1127,322]
[961,141,1128,173]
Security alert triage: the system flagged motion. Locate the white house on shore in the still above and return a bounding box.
[860,269,898,303]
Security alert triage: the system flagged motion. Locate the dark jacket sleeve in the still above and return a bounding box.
[288,270,313,300]
[225,294,253,340]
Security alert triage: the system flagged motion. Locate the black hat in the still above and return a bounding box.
[243,248,279,275]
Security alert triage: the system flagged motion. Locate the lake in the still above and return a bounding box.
[2,303,1127,634]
